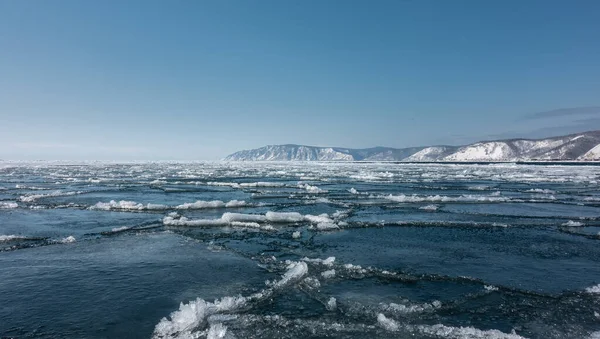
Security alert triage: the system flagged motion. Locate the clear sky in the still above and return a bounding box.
[1,0,599,160]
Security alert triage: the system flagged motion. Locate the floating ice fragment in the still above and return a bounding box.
[413,323,526,339]
[585,284,600,294]
[90,200,167,211]
[302,257,335,267]
[0,201,18,209]
[298,183,327,193]
[321,269,336,279]
[485,285,499,292]
[154,261,308,339]
[61,236,76,243]
[377,313,399,331]
[562,220,583,227]
[265,211,304,223]
[303,277,321,289]
[385,300,442,314]
[0,235,25,242]
[326,297,337,311]
[207,323,228,339]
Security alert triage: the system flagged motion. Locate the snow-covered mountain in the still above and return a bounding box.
[224,131,600,161]
[223,145,403,161]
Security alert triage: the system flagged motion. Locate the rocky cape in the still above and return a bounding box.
[224,130,600,162]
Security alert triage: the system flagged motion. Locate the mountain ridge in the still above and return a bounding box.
[224,130,600,161]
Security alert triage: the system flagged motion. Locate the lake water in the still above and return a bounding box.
[1,162,599,338]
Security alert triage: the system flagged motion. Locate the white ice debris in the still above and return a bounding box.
[326,297,337,311]
[90,199,248,211]
[302,277,321,289]
[484,285,499,292]
[316,222,339,230]
[265,211,304,223]
[378,313,525,338]
[298,183,327,193]
[377,313,399,331]
[61,236,76,243]
[176,200,247,209]
[150,179,167,185]
[207,323,229,339]
[206,181,285,188]
[384,300,442,314]
[0,235,25,242]
[153,261,308,339]
[321,269,336,279]
[93,200,167,211]
[589,331,600,339]
[163,211,343,230]
[153,296,246,339]
[526,188,555,194]
[0,201,18,209]
[585,284,600,294]
[19,190,82,203]
[412,323,526,339]
[302,257,335,267]
[275,262,309,288]
[384,194,509,203]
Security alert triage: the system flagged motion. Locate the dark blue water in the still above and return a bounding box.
[1,162,599,338]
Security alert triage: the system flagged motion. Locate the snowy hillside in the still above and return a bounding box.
[224,131,600,161]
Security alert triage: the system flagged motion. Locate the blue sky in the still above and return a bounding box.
[1,0,599,160]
